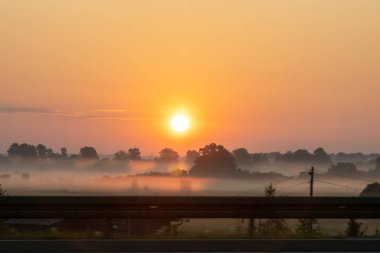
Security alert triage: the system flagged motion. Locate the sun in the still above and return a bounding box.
[171,115,190,132]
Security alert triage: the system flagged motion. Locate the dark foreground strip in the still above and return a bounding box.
[2,196,380,219]
[1,239,380,252]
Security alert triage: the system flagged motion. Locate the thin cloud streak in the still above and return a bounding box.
[0,107,60,114]
[87,117,146,121]
[93,109,131,113]
[0,106,146,121]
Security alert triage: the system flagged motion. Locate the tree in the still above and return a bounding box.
[296,218,320,236]
[360,183,380,197]
[128,148,141,160]
[293,149,313,162]
[114,150,129,160]
[46,148,56,158]
[277,149,313,164]
[257,184,289,234]
[232,148,252,167]
[7,143,37,158]
[258,218,290,234]
[265,183,276,196]
[7,143,20,156]
[185,150,200,164]
[157,148,179,163]
[251,153,270,170]
[61,148,68,158]
[114,148,141,161]
[376,156,380,171]
[328,162,361,176]
[189,143,239,177]
[37,144,47,157]
[345,219,366,237]
[313,147,331,164]
[79,146,98,159]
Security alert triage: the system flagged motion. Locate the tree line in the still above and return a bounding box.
[2,142,380,180]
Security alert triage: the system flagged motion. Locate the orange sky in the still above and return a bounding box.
[1,0,380,155]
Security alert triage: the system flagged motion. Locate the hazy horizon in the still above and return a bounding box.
[1,0,380,154]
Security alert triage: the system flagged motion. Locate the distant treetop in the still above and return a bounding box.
[79,146,98,159]
[189,143,239,177]
[157,148,179,163]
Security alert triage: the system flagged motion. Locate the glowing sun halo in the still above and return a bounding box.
[171,115,190,132]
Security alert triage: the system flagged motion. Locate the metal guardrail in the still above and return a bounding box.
[1,196,380,252]
[0,196,380,218]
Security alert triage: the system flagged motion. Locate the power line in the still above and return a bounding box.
[235,177,288,196]
[236,169,311,196]
[277,181,309,191]
[243,176,298,196]
[235,177,286,196]
[314,169,375,184]
[314,179,361,191]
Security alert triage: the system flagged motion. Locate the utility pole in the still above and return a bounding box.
[308,166,315,234]
[309,166,314,197]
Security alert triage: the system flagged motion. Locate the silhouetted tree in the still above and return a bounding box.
[189,143,239,177]
[293,149,313,162]
[46,148,56,158]
[345,219,366,237]
[265,183,276,196]
[36,144,47,157]
[114,148,141,161]
[79,146,98,159]
[376,156,380,171]
[251,153,270,169]
[157,148,179,163]
[258,184,289,234]
[233,148,252,166]
[128,148,141,160]
[328,162,362,176]
[313,147,331,164]
[360,182,380,196]
[334,152,367,163]
[7,143,20,156]
[296,218,320,236]
[185,150,200,164]
[367,156,380,176]
[60,148,68,158]
[114,150,129,160]
[277,149,313,164]
[19,143,37,158]
[7,143,37,158]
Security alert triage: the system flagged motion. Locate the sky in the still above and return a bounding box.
[1,0,380,155]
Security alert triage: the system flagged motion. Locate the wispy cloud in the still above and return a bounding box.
[0,106,146,121]
[0,107,61,114]
[87,116,146,121]
[89,108,145,121]
[93,109,131,113]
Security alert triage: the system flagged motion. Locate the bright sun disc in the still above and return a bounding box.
[171,115,189,132]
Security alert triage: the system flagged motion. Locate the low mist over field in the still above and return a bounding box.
[0,142,379,196]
